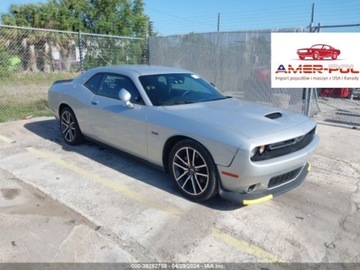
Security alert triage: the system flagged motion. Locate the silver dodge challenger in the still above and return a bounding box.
[48,65,319,204]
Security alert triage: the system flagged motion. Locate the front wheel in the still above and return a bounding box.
[169,140,218,202]
[60,107,85,145]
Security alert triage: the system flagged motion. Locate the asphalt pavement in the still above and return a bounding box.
[0,117,359,265]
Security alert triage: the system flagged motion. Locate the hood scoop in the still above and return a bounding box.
[265,112,282,120]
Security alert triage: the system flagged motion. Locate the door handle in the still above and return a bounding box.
[91,101,99,105]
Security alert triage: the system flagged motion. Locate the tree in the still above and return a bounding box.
[1,0,152,72]
[1,0,152,35]
[1,2,61,72]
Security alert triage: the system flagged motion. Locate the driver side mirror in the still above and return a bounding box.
[119,88,134,109]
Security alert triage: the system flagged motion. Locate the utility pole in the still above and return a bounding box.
[215,13,221,88]
[310,3,315,32]
[216,13,220,46]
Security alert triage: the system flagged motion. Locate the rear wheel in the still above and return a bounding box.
[60,107,85,145]
[169,140,218,202]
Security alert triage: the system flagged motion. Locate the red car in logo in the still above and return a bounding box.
[297,44,341,60]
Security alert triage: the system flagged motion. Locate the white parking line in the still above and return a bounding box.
[26,146,182,216]
[210,228,286,263]
[0,135,15,144]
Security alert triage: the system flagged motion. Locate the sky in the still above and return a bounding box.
[0,0,359,35]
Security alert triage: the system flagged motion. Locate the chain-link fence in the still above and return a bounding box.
[1,24,359,127]
[148,29,307,115]
[148,26,360,127]
[0,24,145,122]
[307,24,360,127]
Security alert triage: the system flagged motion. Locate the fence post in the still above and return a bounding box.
[304,88,309,115]
[304,3,315,115]
[146,36,150,65]
[78,30,84,72]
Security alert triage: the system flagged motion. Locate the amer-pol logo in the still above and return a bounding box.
[271,33,360,88]
[275,64,359,74]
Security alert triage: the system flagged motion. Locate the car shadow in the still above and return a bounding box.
[24,118,243,211]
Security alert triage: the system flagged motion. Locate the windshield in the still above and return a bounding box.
[139,73,226,106]
[311,44,323,49]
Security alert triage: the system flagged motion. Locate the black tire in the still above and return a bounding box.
[169,139,218,202]
[60,107,85,145]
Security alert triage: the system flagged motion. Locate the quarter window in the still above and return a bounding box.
[84,73,103,94]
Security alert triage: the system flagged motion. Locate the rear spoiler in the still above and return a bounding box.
[53,79,73,85]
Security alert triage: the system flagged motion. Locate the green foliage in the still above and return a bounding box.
[1,0,151,37]
[0,0,151,73]
[0,45,11,77]
[8,56,21,72]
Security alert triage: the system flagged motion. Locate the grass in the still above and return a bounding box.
[0,72,78,123]
[1,72,78,87]
[0,99,52,122]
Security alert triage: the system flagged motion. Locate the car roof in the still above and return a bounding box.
[87,65,192,77]
[311,44,332,47]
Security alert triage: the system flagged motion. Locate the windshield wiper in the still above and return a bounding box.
[201,97,229,102]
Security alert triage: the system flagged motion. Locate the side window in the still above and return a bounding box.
[85,73,143,104]
[114,76,144,104]
[99,75,122,99]
[84,73,104,94]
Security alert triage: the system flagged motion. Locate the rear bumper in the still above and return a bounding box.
[219,163,310,205]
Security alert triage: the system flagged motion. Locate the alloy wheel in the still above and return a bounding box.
[172,146,209,196]
[61,110,76,143]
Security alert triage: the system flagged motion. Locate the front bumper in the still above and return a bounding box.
[219,163,311,205]
[297,52,311,57]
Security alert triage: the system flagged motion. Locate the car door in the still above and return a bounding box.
[317,45,325,58]
[323,45,332,58]
[85,72,148,159]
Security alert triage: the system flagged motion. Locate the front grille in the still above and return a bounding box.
[251,127,316,161]
[268,167,302,188]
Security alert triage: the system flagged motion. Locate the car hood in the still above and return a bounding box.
[163,98,310,139]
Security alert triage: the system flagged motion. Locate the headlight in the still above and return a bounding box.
[250,145,266,158]
[250,148,257,158]
[259,145,266,154]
